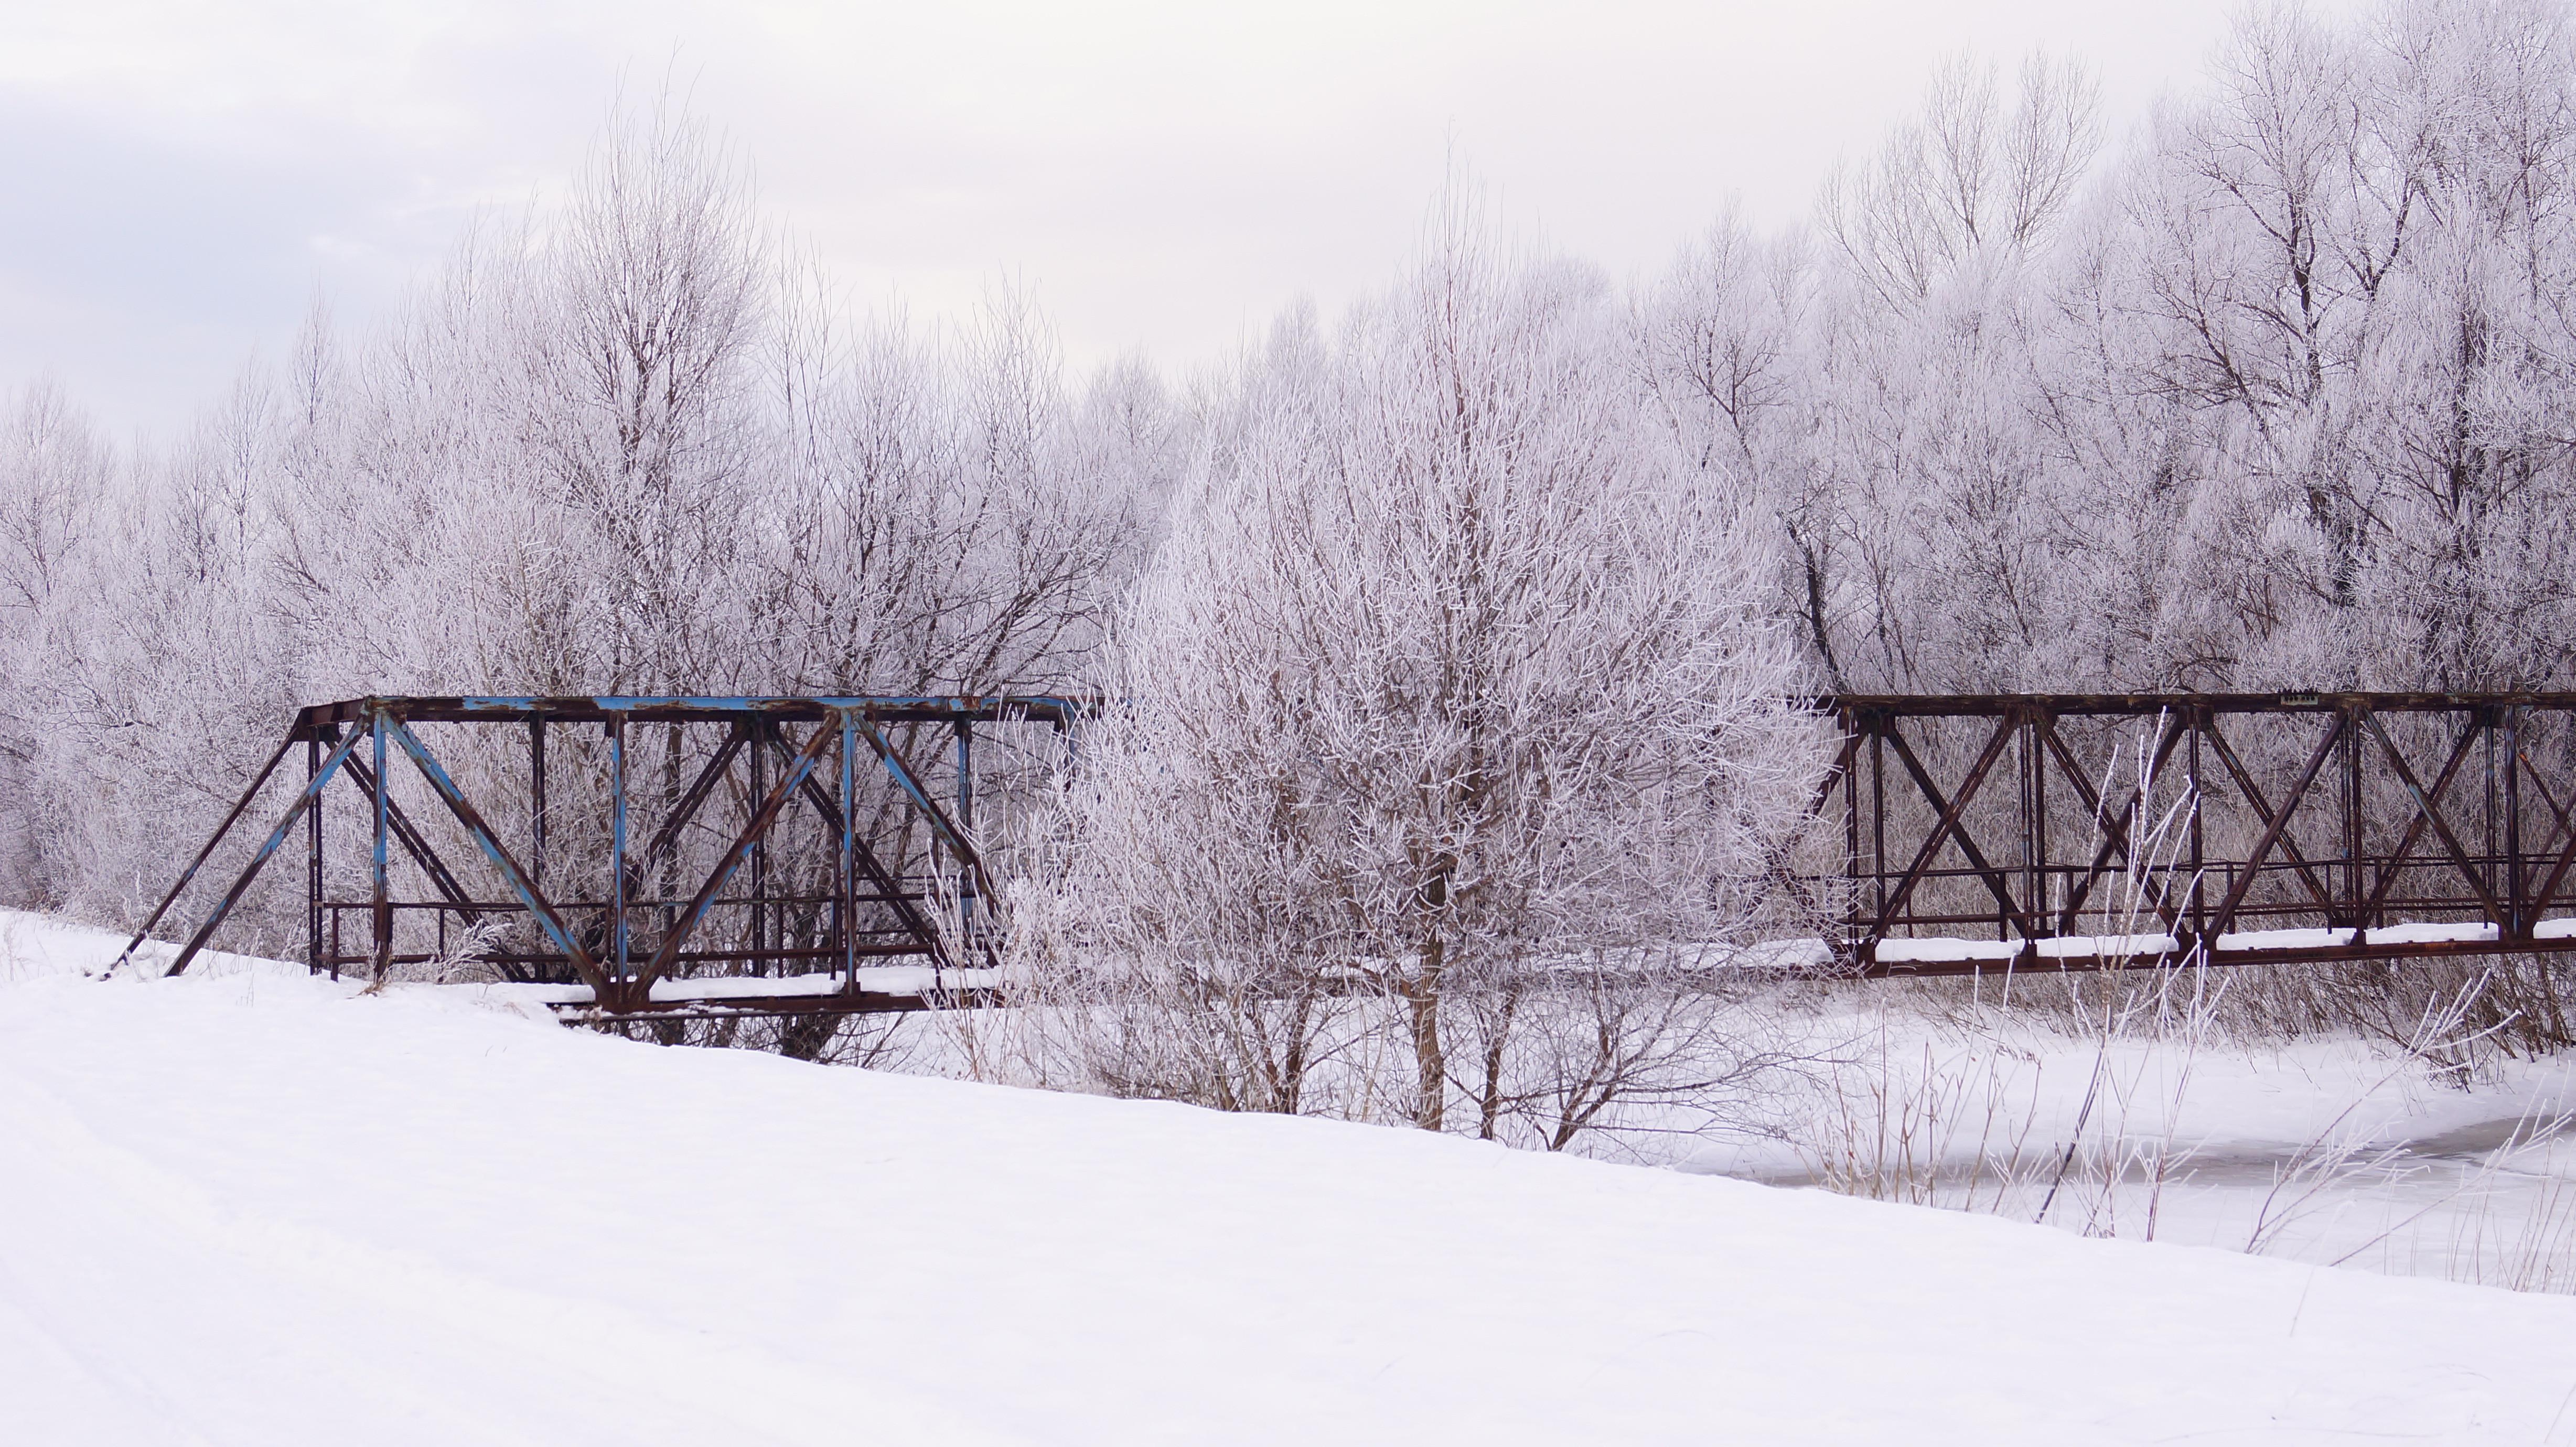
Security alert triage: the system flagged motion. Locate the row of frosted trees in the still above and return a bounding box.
[1673,0,2576,696]
[3,0,2574,1144]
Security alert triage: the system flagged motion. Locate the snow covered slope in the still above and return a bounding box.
[3,926,2573,1444]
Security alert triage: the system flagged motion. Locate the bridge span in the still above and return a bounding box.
[110,692,2576,1019]
[1813,693,2576,977]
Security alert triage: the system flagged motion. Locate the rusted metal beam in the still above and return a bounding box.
[339,753,488,928]
[2181,714,2345,940]
[1871,716,2032,941]
[1860,932,2576,978]
[154,725,369,978]
[629,720,836,997]
[2358,714,2496,925]
[299,694,1098,729]
[624,721,747,904]
[2197,715,2342,921]
[385,719,605,995]
[138,692,2576,1014]
[1817,694,2576,976]
[767,727,947,962]
[853,715,994,931]
[1812,691,2576,716]
[112,729,300,976]
[2043,712,2189,935]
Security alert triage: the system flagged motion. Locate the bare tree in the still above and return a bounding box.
[1821,50,2103,308]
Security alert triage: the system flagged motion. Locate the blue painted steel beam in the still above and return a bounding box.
[755,727,948,965]
[137,695,1073,1005]
[841,713,856,984]
[957,721,975,942]
[372,709,390,979]
[384,719,604,994]
[853,716,991,964]
[609,715,627,985]
[294,695,1101,730]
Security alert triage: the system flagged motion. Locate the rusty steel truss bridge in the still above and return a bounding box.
[1817,693,2576,977]
[113,692,2576,1019]
[115,696,1083,1020]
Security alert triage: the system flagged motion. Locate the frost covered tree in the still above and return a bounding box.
[1020,210,1822,1132]
[1630,0,2576,700]
[2,96,1158,967]
[0,380,115,908]
[1820,50,2103,308]
[20,0,2576,1080]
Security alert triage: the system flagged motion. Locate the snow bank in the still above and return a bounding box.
[2367,921,2500,946]
[2035,933,2178,958]
[3,920,2573,1444]
[0,909,284,985]
[500,966,1002,1007]
[2216,926,2357,951]
[1873,936,2022,963]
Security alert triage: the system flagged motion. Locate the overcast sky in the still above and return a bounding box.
[3,0,2373,440]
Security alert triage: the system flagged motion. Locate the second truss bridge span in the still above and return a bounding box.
[1811,692,2576,977]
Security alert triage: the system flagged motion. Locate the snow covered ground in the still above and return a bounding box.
[1690,1004,2576,1293]
[6,913,2576,1444]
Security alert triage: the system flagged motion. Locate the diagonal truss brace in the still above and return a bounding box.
[627,720,836,997]
[1870,716,2032,939]
[2045,712,2191,937]
[124,728,361,978]
[763,726,943,954]
[385,718,605,994]
[2359,714,2497,925]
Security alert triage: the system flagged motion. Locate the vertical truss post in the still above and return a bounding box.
[382,718,602,992]
[371,707,391,981]
[629,721,835,992]
[2343,702,2363,929]
[750,718,768,976]
[2188,708,2206,945]
[529,715,546,889]
[2484,707,2500,911]
[2026,706,2048,940]
[2508,704,2526,938]
[840,711,857,985]
[2014,708,2031,944]
[306,730,324,977]
[609,712,628,986]
[853,714,994,954]
[1842,706,1862,961]
[1869,716,1888,931]
[957,719,976,946]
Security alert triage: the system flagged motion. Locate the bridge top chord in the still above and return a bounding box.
[292,694,1101,732]
[1811,691,2576,717]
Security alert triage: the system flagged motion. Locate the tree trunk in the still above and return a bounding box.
[1407,935,1446,1131]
